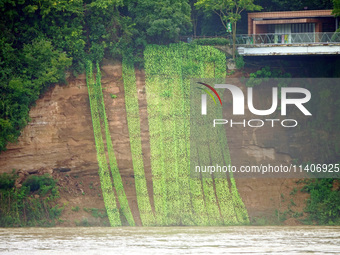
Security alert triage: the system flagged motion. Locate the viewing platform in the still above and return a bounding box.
[236,32,340,56]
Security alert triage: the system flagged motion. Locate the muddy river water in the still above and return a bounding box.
[0,226,339,254]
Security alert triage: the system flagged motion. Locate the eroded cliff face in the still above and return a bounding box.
[0,62,137,176]
[0,61,144,226]
[0,73,95,174]
[0,65,308,226]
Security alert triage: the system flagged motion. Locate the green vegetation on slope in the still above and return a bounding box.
[301,178,340,225]
[1,0,335,153]
[94,62,135,226]
[0,0,191,153]
[85,60,121,226]
[86,60,140,226]
[0,0,338,228]
[144,43,249,225]
[0,40,71,152]
[0,172,62,227]
[122,55,155,226]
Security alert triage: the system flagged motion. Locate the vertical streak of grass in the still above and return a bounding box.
[196,104,222,225]
[189,88,210,225]
[196,46,223,225]
[157,47,182,225]
[85,60,121,226]
[161,77,181,225]
[122,56,155,226]
[216,108,249,224]
[202,49,240,225]
[144,46,168,225]
[210,89,238,225]
[94,62,135,226]
[181,45,209,225]
[172,46,194,225]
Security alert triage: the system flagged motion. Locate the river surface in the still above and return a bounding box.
[0,226,339,254]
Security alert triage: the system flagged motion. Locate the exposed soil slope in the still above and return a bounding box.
[0,63,308,226]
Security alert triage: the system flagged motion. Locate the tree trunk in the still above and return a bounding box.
[193,18,197,37]
[232,22,237,59]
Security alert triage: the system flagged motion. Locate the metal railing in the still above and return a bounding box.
[235,32,340,45]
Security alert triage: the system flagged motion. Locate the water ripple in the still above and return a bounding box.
[0,226,339,255]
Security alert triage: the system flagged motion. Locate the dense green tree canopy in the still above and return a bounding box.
[255,0,333,11]
[128,0,191,44]
[333,0,340,16]
[195,0,262,59]
[195,0,262,27]
[0,0,193,151]
[0,0,337,152]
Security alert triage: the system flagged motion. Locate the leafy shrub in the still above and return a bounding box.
[89,43,105,63]
[75,218,90,227]
[0,173,62,227]
[90,208,107,218]
[72,206,80,212]
[194,38,230,46]
[246,66,291,87]
[302,178,340,225]
[22,174,57,195]
[0,171,17,190]
[235,54,245,69]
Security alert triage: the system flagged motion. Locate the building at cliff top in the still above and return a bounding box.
[237,10,340,56]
